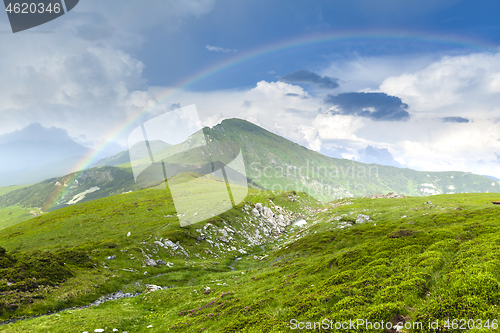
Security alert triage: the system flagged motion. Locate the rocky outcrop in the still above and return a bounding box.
[144,284,163,294]
[148,199,302,259]
[356,214,370,224]
[145,259,157,267]
[252,202,294,236]
[154,239,189,257]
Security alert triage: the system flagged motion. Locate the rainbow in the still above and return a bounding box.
[46,29,499,210]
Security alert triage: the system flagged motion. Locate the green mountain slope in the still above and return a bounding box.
[1,118,498,219]
[132,118,498,202]
[1,188,500,332]
[0,166,140,212]
[208,119,500,201]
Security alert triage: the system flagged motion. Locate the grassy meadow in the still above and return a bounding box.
[0,188,499,332]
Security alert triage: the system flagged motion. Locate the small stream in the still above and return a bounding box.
[1,242,274,325]
[228,257,242,271]
[0,289,143,326]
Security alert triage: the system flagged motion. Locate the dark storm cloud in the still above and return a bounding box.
[357,145,402,168]
[441,116,470,123]
[280,70,340,89]
[324,92,410,121]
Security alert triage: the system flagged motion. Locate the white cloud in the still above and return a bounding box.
[206,45,237,53]
[295,125,322,151]
[149,80,322,149]
[0,40,156,147]
[0,0,219,148]
[380,52,500,113]
[202,112,224,127]
[314,114,364,141]
[370,52,500,176]
[249,80,309,98]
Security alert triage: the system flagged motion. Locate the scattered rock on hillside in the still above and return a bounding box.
[106,255,116,260]
[218,236,229,243]
[356,214,370,224]
[164,239,179,250]
[337,221,353,229]
[251,208,260,217]
[91,290,139,306]
[144,284,163,294]
[145,259,157,267]
[156,259,166,265]
[219,228,229,238]
[262,207,274,219]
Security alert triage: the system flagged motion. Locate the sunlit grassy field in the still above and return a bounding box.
[1,190,500,332]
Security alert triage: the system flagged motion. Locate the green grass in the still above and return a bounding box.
[0,185,27,197]
[1,191,500,332]
[0,206,34,230]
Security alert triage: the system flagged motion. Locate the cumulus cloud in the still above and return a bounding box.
[441,116,470,123]
[280,69,339,89]
[206,45,237,53]
[250,80,310,98]
[313,114,363,141]
[380,52,500,113]
[0,42,156,147]
[324,92,410,121]
[0,0,220,150]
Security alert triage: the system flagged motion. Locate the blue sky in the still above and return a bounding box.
[132,0,500,90]
[1,0,500,179]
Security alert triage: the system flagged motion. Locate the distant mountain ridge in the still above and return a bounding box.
[0,123,123,186]
[0,123,92,186]
[1,118,499,212]
[90,140,170,168]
